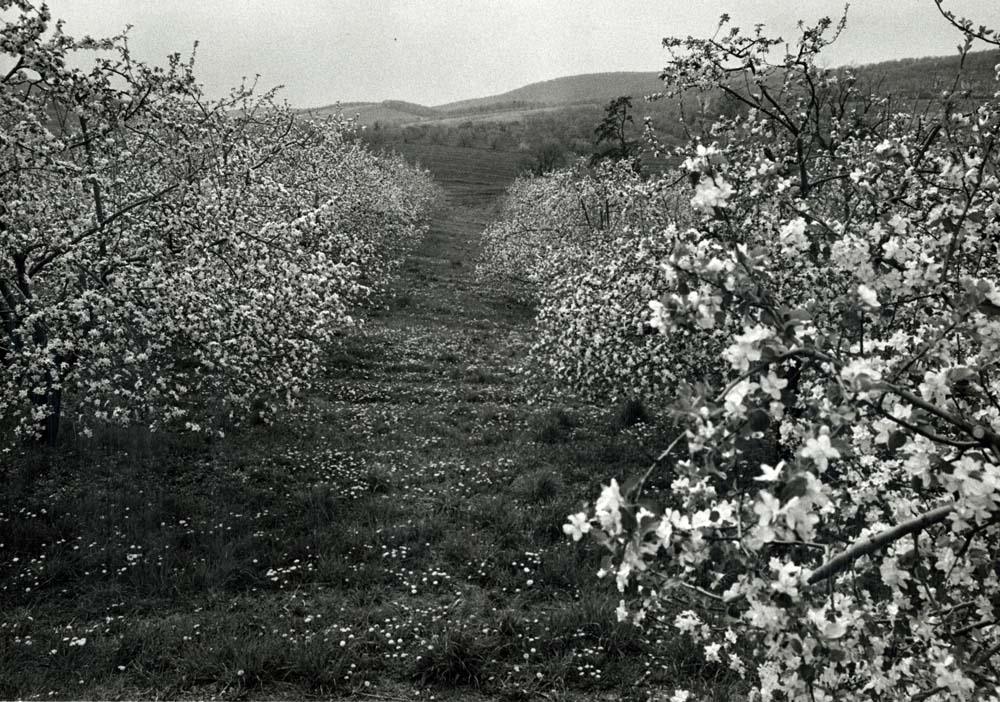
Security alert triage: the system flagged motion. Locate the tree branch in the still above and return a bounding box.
[933,1,1000,46]
[807,503,954,585]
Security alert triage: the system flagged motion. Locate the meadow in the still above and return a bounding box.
[0,144,736,701]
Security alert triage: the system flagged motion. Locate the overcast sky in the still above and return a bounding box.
[41,1,1000,108]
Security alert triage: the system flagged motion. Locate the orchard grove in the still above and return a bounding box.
[0,1,440,450]
[7,0,1000,699]
[480,7,1000,701]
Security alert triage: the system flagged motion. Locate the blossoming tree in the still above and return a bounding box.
[553,8,1000,701]
[479,158,725,404]
[0,2,438,446]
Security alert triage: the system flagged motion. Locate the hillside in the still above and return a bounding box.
[301,100,438,126]
[846,48,999,98]
[299,48,998,130]
[434,71,665,113]
[297,72,666,128]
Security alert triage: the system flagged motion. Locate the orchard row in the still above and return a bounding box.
[481,11,1000,701]
[1,2,440,447]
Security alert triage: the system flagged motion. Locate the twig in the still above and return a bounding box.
[933,0,1000,46]
[769,539,826,551]
[912,685,947,702]
[976,638,1000,665]
[675,581,735,604]
[953,619,996,637]
[632,432,686,499]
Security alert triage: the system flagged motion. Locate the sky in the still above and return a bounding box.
[38,1,1000,108]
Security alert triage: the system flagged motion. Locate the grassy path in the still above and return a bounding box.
[1,146,724,700]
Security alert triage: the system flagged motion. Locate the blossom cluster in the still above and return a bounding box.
[0,3,440,444]
[548,12,1000,702]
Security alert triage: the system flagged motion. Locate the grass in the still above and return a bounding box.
[0,145,742,701]
[529,407,579,444]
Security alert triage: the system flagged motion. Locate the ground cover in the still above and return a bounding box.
[1,145,737,701]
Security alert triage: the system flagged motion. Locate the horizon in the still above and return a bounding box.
[36,1,1000,108]
[316,50,1000,112]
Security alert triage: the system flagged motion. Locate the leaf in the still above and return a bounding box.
[709,544,725,562]
[771,591,794,609]
[779,475,810,501]
[621,505,637,533]
[827,382,844,404]
[621,475,641,498]
[948,367,976,384]
[887,431,908,452]
[748,408,771,432]
[636,497,661,515]
[638,514,660,535]
[977,300,1000,318]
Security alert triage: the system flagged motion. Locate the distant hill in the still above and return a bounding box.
[844,49,999,99]
[434,72,665,113]
[299,49,999,128]
[301,100,438,125]
[296,73,665,128]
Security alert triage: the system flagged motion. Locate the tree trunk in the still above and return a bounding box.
[42,385,61,447]
[28,312,63,447]
[31,381,62,447]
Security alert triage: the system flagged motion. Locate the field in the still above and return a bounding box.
[1,145,733,701]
